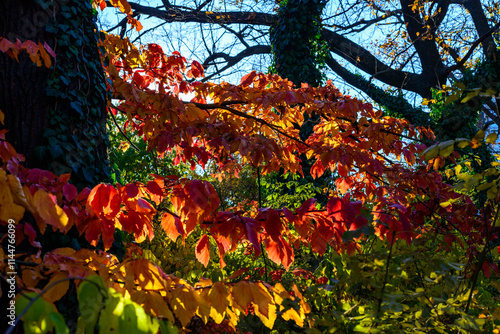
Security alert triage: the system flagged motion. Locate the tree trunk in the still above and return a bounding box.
[0,0,110,190]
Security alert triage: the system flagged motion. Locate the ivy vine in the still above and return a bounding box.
[34,0,110,190]
[270,0,328,89]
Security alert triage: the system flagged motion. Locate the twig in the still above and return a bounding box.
[109,105,140,151]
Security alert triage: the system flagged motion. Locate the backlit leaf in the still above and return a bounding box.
[196,234,210,267]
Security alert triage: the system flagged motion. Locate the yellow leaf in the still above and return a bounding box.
[207,282,229,324]
[131,291,175,323]
[438,140,455,157]
[444,94,459,106]
[457,139,471,148]
[422,144,439,161]
[0,169,25,223]
[249,283,273,318]
[0,110,4,125]
[170,285,209,327]
[33,189,69,232]
[282,307,305,327]
[444,169,454,179]
[43,272,69,302]
[254,301,277,329]
[461,90,479,103]
[292,284,310,314]
[487,185,498,200]
[486,133,498,144]
[477,182,493,191]
[473,130,485,141]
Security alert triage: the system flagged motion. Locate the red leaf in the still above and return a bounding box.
[327,197,342,219]
[43,42,56,58]
[88,184,110,213]
[261,209,282,238]
[85,218,115,249]
[196,234,210,267]
[296,198,316,216]
[311,160,325,179]
[284,91,298,105]
[87,184,120,219]
[0,38,13,53]
[133,71,145,88]
[225,268,250,281]
[282,207,294,222]
[265,236,294,270]
[63,183,78,201]
[147,180,164,196]
[23,223,41,248]
[244,217,261,254]
[310,230,328,255]
[191,60,204,78]
[126,183,139,198]
[179,81,188,94]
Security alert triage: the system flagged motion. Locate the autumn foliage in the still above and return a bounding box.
[1,1,500,333]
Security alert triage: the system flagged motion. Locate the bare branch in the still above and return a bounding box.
[202,45,271,81]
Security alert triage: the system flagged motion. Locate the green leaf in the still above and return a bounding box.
[16,293,58,334]
[50,312,69,334]
[77,275,106,334]
[159,321,179,334]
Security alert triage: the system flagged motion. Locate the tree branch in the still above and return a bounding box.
[202,45,271,81]
[445,21,500,74]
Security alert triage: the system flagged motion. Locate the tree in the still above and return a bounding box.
[1,1,500,333]
[103,0,500,128]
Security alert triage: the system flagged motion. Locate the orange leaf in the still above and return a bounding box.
[38,42,51,68]
[161,212,183,241]
[131,291,175,322]
[196,234,210,267]
[240,71,256,87]
[170,285,205,327]
[231,281,253,312]
[109,0,132,14]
